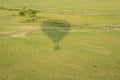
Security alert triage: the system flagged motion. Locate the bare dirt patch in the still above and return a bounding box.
[0,25,39,38]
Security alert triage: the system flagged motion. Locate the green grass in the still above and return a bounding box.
[0,0,120,11]
[0,0,120,80]
[0,26,120,80]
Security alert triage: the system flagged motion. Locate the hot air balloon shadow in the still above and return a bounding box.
[41,19,71,50]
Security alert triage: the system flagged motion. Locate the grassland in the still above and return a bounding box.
[0,0,120,80]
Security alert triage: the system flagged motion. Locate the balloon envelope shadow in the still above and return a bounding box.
[41,19,71,50]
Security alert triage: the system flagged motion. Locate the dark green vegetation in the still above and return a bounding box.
[0,0,120,80]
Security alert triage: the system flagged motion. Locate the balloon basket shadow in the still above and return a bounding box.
[54,44,60,51]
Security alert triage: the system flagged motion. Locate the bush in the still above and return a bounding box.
[18,8,37,16]
[0,7,5,10]
[18,11,25,16]
[26,9,36,14]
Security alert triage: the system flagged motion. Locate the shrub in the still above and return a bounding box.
[18,11,25,16]
[26,9,36,14]
[18,8,37,16]
[0,7,5,10]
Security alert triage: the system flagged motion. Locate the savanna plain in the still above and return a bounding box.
[0,0,120,80]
